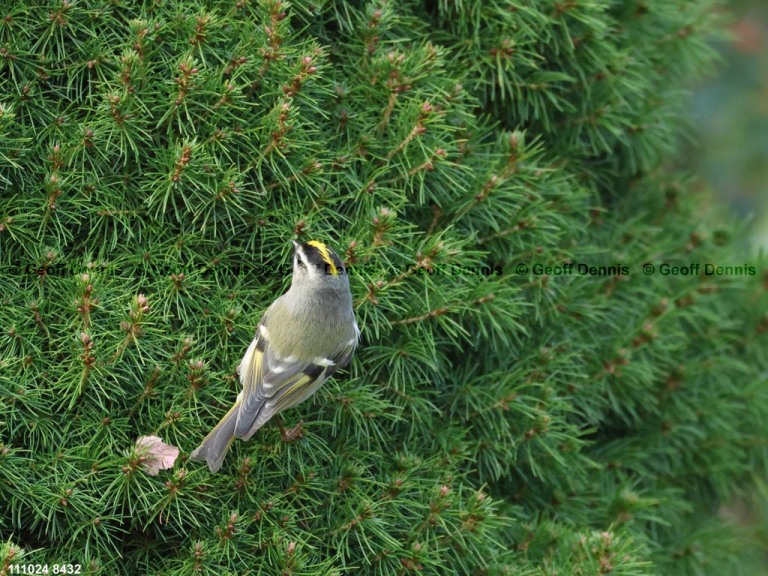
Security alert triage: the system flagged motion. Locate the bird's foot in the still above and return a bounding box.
[279,419,304,443]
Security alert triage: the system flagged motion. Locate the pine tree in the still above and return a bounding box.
[1,1,767,575]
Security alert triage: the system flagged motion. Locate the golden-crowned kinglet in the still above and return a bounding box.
[190,240,359,472]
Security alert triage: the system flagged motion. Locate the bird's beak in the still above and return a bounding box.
[292,240,300,251]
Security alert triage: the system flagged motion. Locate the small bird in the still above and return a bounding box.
[190,240,359,472]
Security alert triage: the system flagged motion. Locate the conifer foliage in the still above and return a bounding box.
[1,1,767,575]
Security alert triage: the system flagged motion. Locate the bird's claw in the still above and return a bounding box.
[280,419,304,443]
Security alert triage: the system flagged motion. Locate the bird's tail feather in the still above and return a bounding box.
[189,402,239,473]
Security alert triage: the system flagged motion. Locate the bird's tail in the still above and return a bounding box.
[189,402,239,473]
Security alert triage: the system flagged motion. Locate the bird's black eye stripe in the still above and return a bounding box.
[295,254,306,268]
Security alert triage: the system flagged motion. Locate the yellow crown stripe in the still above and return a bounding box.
[306,240,338,275]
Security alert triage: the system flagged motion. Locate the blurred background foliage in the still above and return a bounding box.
[689,3,768,569]
[686,0,768,249]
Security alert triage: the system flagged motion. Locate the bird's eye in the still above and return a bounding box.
[295,254,306,268]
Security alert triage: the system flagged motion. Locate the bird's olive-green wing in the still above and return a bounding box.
[234,324,357,440]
